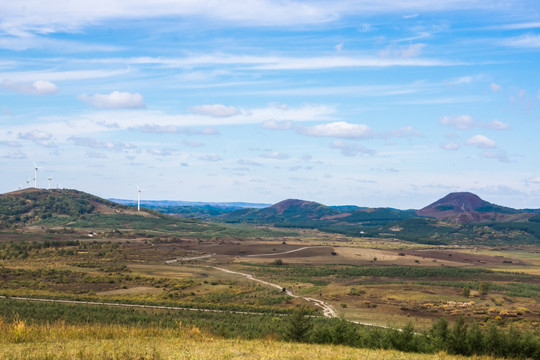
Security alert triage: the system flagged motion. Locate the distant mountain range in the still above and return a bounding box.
[109,199,271,209]
[108,199,272,219]
[1,189,539,245]
[212,192,540,245]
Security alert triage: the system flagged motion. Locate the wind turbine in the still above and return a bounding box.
[32,161,42,188]
[136,185,145,211]
[48,176,53,190]
[26,179,30,188]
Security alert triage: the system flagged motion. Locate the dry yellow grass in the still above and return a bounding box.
[0,320,497,360]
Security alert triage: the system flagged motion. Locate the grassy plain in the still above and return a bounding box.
[0,321,497,360]
[1,202,540,359]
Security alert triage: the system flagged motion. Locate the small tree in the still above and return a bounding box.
[479,282,491,295]
[283,306,313,342]
[430,317,449,352]
[448,316,470,356]
[462,286,471,298]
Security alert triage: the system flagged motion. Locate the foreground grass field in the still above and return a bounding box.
[0,321,496,360]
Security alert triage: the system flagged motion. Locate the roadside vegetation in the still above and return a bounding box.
[1,300,539,359]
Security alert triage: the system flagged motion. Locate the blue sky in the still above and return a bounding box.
[1,0,539,209]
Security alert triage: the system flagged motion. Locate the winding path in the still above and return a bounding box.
[212,266,337,318]
[165,253,216,264]
[246,246,332,257]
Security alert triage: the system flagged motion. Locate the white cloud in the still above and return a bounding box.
[180,127,220,135]
[379,43,426,59]
[89,54,460,71]
[191,104,241,117]
[1,79,58,95]
[147,148,176,157]
[466,134,496,148]
[18,130,54,146]
[401,43,426,58]
[491,82,501,91]
[262,120,294,130]
[526,177,540,184]
[298,121,373,139]
[330,140,375,157]
[487,120,510,130]
[252,55,453,70]
[260,151,290,160]
[0,35,122,52]
[139,124,178,133]
[335,43,344,52]
[441,141,459,150]
[78,91,145,109]
[68,136,136,151]
[440,115,474,130]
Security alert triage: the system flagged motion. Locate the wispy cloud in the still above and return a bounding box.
[68,136,136,151]
[0,68,129,82]
[199,154,222,162]
[298,121,373,139]
[191,104,241,117]
[2,150,27,159]
[95,54,461,70]
[491,82,501,91]
[440,115,510,130]
[525,176,540,184]
[260,151,290,160]
[180,127,220,136]
[440,115,474,130]
[138,124,178,134]
[238,159,262,166]
[18,130,55,146]
[330,140,375,157]
[78,91,145,109]
[0,1,512,37]
[466,134,496,148]
[441,141,459,150]
[489,22,540,30]
[481,150,511,163]
[500,33,540,48]
[1,79,58,95]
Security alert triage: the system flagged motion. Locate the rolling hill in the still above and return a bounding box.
[2,188,539,245]
[416,191,527,223]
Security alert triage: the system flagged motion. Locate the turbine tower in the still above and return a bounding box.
[136,185,145,211]
[48,176,53,190]
[32,162,42,188]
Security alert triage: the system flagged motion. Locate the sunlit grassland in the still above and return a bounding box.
[0,320,496,360]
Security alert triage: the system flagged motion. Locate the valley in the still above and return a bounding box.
[0,188,539,359]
